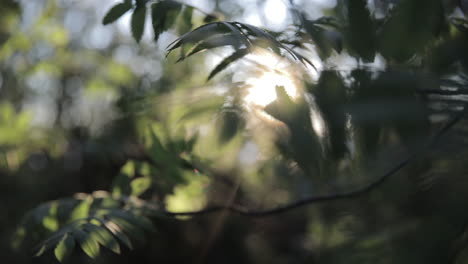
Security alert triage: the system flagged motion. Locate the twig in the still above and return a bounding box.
[156,103,468,218]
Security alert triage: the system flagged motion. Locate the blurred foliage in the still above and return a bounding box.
[2,0,468,263]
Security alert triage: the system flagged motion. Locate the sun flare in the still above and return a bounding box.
[241,51,326,137]
[244,71,299,107]
[243,51,300,107]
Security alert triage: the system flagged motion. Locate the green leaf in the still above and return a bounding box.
[102,2,133,25]
[177,5,193,34]
[177,96,224,122]
[54,233,75,262]
[207,48,249,80]
[131,6,147,42]
[151,0,182,41]
[74,229,100,259]
[108,210,156,232]
[148,126,168,162]
[34,244,47,257]
[111,172,132,196]
[83,223,121,254]
[106,216,146,244]
[34,226,74,257]
[99,218,133,250]
[70,198,91,221]
[130,177,151,196]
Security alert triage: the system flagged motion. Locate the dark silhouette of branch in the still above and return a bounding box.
[418,88,468,95]
[157,104,468,218]
[448,219,468,264]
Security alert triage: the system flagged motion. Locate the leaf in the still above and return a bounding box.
[177,96,224,122]
[74,229,100,259]
[34,244,47,257]
[311,71,348,159]
[108,210,156,232]
[167,22,231,51]
[34,225,74,257]
[379,0,443,61]
[148,126,168,162]
[70,198,91,221]
[130,177,151,196]
[217,109,245,144]
[102,2,133,25]
[239,23,301,60]
[220,22,249,48]
[111,172,132,196]
[99,218,133,250]
[312,16,341,28]
[131,6,147,42]
[83,223,121,254]
[106,216,146,244]
[264,86,297,123]
[54,233,75,262]
[178,34,243,62]
[177,5,193,34]
[346,0,376,62]
[265,87,320,174]
[203,14,218,23]
[207,48,249,80]
[151,0,182,41]
[303,22,341,59]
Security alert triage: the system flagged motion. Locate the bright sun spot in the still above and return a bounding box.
[243,51,299,107]
[245,71,298,107]
[242,51,326,137]
[263,0,288,28]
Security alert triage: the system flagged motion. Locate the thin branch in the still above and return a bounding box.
[418,89,468,95]
[157,104,468,218]
[448,219,468,264]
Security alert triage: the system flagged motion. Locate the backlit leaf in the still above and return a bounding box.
[83,223,121,254]
[70,198,91,221]
[99,218,133,250]
[54,233,75,262]
[106,216,146,244]
[130,177,151,197]
[108,210,156,232]
[74,229,100,259]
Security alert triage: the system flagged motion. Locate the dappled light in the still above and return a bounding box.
[3,0,468,264]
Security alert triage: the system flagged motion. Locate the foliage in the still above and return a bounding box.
[3,0,468,263]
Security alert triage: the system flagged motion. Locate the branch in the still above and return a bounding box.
[157,104,468,218]
[418,88,468,95]
[448,219,468,264]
